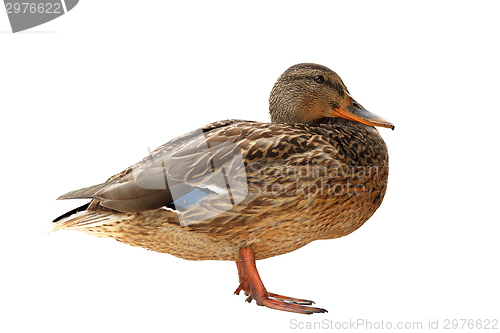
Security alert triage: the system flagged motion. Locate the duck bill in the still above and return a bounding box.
[333,94,394,130]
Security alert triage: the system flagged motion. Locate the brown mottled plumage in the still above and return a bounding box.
[51,63,393,314]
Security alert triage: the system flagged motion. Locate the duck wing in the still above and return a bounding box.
[57,119,253,214]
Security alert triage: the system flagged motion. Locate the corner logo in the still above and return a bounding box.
[4,0,78,33]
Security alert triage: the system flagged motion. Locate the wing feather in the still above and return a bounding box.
[57,120,251,214]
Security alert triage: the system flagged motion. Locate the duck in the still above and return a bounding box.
[51,63,394,314]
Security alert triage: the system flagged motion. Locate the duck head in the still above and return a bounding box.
[269,63,394,130]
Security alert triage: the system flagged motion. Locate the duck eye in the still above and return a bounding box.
[314,75,324,83]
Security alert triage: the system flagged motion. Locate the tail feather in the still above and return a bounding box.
[57,181,117,200]
[47,210,125,234]
[53,203,89,222]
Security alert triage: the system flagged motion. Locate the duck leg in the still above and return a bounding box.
[233,247,327,314]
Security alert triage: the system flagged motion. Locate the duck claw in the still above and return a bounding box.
[268,292,315,305]
[242,292,326,314]
[259,297,327,314]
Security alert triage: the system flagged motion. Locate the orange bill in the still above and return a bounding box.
[333,93,394,130]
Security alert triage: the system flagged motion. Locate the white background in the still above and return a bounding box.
[1,1,499,332]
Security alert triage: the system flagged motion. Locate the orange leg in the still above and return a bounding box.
[233,247,327,314]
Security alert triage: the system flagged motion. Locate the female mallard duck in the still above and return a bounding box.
[51,63,394,314]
